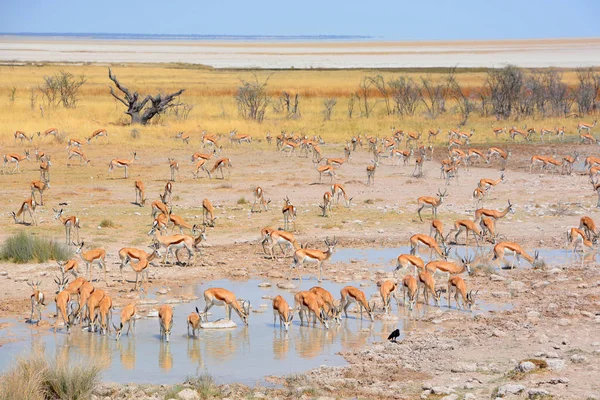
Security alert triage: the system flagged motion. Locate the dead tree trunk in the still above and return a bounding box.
[108,68,185,125]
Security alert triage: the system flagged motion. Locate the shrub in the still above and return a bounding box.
[0,232,71,263]
[237,197,247,205]
[99,219,116,228]
[186,374,222,399]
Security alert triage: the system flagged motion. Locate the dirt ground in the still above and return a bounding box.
[1,137,599,398]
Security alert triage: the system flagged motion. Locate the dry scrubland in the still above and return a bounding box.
[0,64,599,399]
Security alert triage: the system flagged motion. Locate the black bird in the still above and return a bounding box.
[387,328,400,342]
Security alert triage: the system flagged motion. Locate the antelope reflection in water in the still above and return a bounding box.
[272,329,290,360]
[117,339,136,370]
[203,326,249,364]
[159,341,173,372]
[186,336,204,369]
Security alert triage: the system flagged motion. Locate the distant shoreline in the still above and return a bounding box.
[0,36,599,68]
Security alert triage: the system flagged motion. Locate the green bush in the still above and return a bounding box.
[0,232,71,263]
[0,352,102,400]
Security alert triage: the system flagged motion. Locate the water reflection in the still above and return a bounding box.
[118,340,136,370]
[159,342,173,372]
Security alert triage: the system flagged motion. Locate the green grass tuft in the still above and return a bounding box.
[99,219,116,228]
[0,232,71,263]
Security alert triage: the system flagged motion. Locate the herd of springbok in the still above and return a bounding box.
[7,121,600,346]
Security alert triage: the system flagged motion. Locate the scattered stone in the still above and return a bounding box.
[570,354,587,364]
[0,272,8,276]
[491,291,511,298]
[431,386,454,395]
[200,319,237,329]
[545,351,559,359]
[258,282,271,288]
[497,384,525,396]
[508,281,526,292]
[464,394,476,400]
[580,311,594,318]
[526,389,549,399]
[261,295,274,300]
[440,395,458,400]
[165,299,181,304]
[421,383,432,391]
[146,311,159,318]
[464,382,474,389]
[545,359,565,371]
[177,388,200,400]
[231,270,247,277]
[277,282,296,290]
[451,362,477,373]
[518,361,536,373]
[492,329,507,337]
[532,281,549,289]
[558,318,570,326]
[490,274,506,281]
[14,277,28,282]
[156,288,168,295]
[527,311,540,319]
[548,377,569,384]
[547,268,562,275]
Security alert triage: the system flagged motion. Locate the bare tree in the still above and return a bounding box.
[420,75,447,118]
[281,91,300,119]
[347,94,357,118]
[367,75,392,115]
[108,68,185,125]
[575,68,600,115]
[39,70,86,108]
[235,73,271,122]
[8,86,16,106]
[389,76,421,116]
[357,77,376,118]
[485,65,524,119]
[322,98,337,121]
[446,69,474,126]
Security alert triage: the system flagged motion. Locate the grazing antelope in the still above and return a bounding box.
[405,131,421,148]
[474,200,514,223]
[14,131,33,143]
[530,155,553,173]
[53,208,80,245]
[395,254,425,277]
[108,151,137,179]
[73,280,94,326]
[309,286,341,324]
[30,178,49,205]
[175,131,190,144]
[57,259,80,278]
[446,220,483,247]
[87,128,108,143]
[315,164,337,183]
[417,189,448,221]
[566,227,596,253]
[492,242,539,269]
[580,132,600,145]
[187,307,203,337]
[118,245,161,282]
[201,131,219,149]
[263,229,300,259]
[366,160,378,185]
[577,119,597,134]
[40,127,58,138]
[425,255,472,281]
[290,237,337,281]
[510,126,531,141]
[74,242,107,283]
[402,275,419,310]
[340,286,374,321]
[28,281,45,323]
[54,277,77,333]
[320,191,333,217]
[390,148,412,166]
[486,147,510,170]
[562,152,579,175]
[151,197,170,219]
[473,186,487,206]
[192,159,209,179]
[251,186,271,212]
[418,271,441,307]
[539,127,555,142]
[167,213,194,235]
[380,280,399,314]
[579,216,598,241]
[478,172,504,192]
[230,130,252,145]
[11,197,37,226]
[3,150,30,173]
[114,301,137,340]
[312,145,323,163]
[272,295,295,332]
[97,294,113,335]
[203,288,250,325]
[282,196,296,231]
[326,154,348,168]
[39,155,51,181]
[158,305,173,342]
[134,180,146,206]
[409,234,448,260]
[448,276,476,311]
[208,157,232,179]
[85,288,106,332]
[492,126,506,140]
[279,140,298,156]
[428,128,441,144]
[66,138,84,150]
[294,290,329,329]
[190,150,215,163]
[123,255,153,291]
[480,217,498,244]
[67,148,90,166]
[430,220,445,245]
[202,198,216,227]
[466,148,486,166]
[331,184,352,207]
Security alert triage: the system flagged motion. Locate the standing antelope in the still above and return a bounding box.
[474,200,514,223]
[151,198,170,219]
[366,160,378,185]
[580,132,600,145]
[340,286,374,321]
[448,276,477,311]
[251,186,270,212]
[66,138,84,150]
[480,217,498,244]
[320,191,333,217]
[418,271,441,307]
[108,151,137,179]
[315,164,337,183]
[430,220,445,245]
[54,276,77,333]
[566,227,595,253]
[74,242,107,283]
[3,150,30,173]
[446,220,483,247]
[492,242,539,269]
[409,234,448,260]
[175,131,190,144]
[11,197,37,226]
[114,301,137,340]
[168,213,195,235]
[28,281,45,323]
[331,184,352,207]
[395,254,425,277]
[478,172,504,192]
[14,131,33,143]
[167,159,179,181]
[486,147,510,170]
[262,229,300,259]
[290,237,337,281]
[492,126,506,140]
[208,157,232,179]
[162,181,173,206]
[148,227,196,266]
[428,128,441,144]
[30,178,49,205]
[417,189,448,221]
[203,288,250,325]
[123,255,154,291]
[39,156,52,181]
[579,215,598,241]
[158,304,173,342]
[309,286,341,324]
[57,259,79,278]
[97,294,113,335]
[134,180,146,206]
[562,152,579,175]
[67,148,90,166]
[187,307,203,337]
[425,255,472,282]
[380,280,399,314]
[401,275,419,310]
[118,245,161,282]
[87,128,108,143]
[272,295,295,332]
[282,196,296,231]
[203,198,216,227]
[294,291,329,329]
[577,119,597,134]
[54,208,80,245]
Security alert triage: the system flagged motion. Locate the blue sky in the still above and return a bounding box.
[1,0,599,40]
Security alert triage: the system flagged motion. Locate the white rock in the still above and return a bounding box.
[451,362,477,373]
[508,281,526,292]
[431,386,454,395]
[200,319,237,329]
[177,388,200,400]
[146,311,159,318]
[526,389,549,399]
[570,354,587,364]
[527,311,540,319]
[490,274,506,281]
[258,282,271,288]
[546,359,565,371]
[492,329,507,337]
[497,384,525,396]
[558,318,570,326]
[440,395,458,400]
[464,394,476,400]
[277,282,296,290]
[518,361,536,372]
